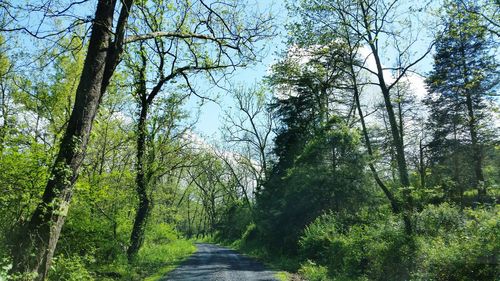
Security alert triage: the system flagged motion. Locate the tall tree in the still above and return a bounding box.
[4,0,273,276]
[425,0,498,203]
[288,0,435,234]
[124,0,274,260]
[10,1,134,277]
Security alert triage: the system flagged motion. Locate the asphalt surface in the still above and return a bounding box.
[162,243,277,281]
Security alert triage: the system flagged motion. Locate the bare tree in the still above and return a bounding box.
[221,86,273,195]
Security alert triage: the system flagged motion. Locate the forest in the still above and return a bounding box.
[0,0,498,280]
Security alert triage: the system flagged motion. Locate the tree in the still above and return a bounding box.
[221,86,274,197]
[123,0,274,260]
[0,34,15,153]
[2,0,273,276]
[9,1,134,277]
[252,44,371,250]
[425,0,498,203]
[288,0,435,235]
[459,0,500,37]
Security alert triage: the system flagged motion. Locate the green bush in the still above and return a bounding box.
[299,210,412,281]
[415,202,463,236]
[298,212,339,266]
[136,223,194,270]
[299,205,499,281]
[146,223,178,245]
[49,255,95,281]
[298,260,330,281]
[413,205,499,281]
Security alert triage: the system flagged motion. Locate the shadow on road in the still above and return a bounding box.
[162,243,277,281]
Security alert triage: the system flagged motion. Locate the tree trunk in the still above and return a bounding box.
[10,0,134,278]
[127,78,151,261]
[465,91,485,201]
[418,139,426,189]
[352,81,400,213]
[455,34,485,202]
[360,2,412,232]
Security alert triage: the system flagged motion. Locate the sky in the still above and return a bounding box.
[187,0,436,140]
[4,0,495,140]
[185,0,287,140]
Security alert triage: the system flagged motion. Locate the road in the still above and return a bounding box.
[162,243,277,281]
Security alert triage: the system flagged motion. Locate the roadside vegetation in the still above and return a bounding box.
[0,0,498,280]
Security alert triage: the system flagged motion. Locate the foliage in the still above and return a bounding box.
[298,204,499,281]
[299,210,412,281]
[424,0,498,203]
[413,205,499,280]
[257,116,369,252]
[298,260,330,281]
[49,255,95,281]
[0,0,498,280]
[216,201,253,242]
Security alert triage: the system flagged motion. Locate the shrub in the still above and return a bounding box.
[146,223,178,245]
[300,205,499,281]
[300,211,412,281]
[136,223,194,270]
[298,260,330,281]
[49,255,94,281]
[413,205,499,281]
[299,213,339,267]
[414,202,463,236]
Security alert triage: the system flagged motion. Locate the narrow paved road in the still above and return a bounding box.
[162,243,277,281]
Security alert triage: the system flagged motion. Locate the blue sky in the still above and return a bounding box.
[186,0,287,139]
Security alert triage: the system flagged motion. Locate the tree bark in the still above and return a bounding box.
[461,47,485,202]
[418,139,426,189]
[359,1,412,234]
[127,91,151,261]
[10,0,133,278]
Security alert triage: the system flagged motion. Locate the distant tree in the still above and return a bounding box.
[221,86,274,196]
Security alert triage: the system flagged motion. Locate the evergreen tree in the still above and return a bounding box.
[256,46,368,251]
[425,0,498,203]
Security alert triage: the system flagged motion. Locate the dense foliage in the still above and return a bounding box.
[0,0,498,280]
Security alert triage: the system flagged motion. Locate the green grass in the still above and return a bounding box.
[94,239,196,281]
[274,271,291,281]
[139,239,196,281]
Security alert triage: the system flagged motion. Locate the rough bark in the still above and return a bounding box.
[10,0,134,278]
[127,101,151,261]
[127,56,151,260]
[360,1,413,234]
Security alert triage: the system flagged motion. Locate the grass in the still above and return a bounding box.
[275,271,291,281]
[139,239,196,281]
[94,238,196,280]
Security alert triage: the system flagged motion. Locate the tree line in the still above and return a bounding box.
[0,0,498,280]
